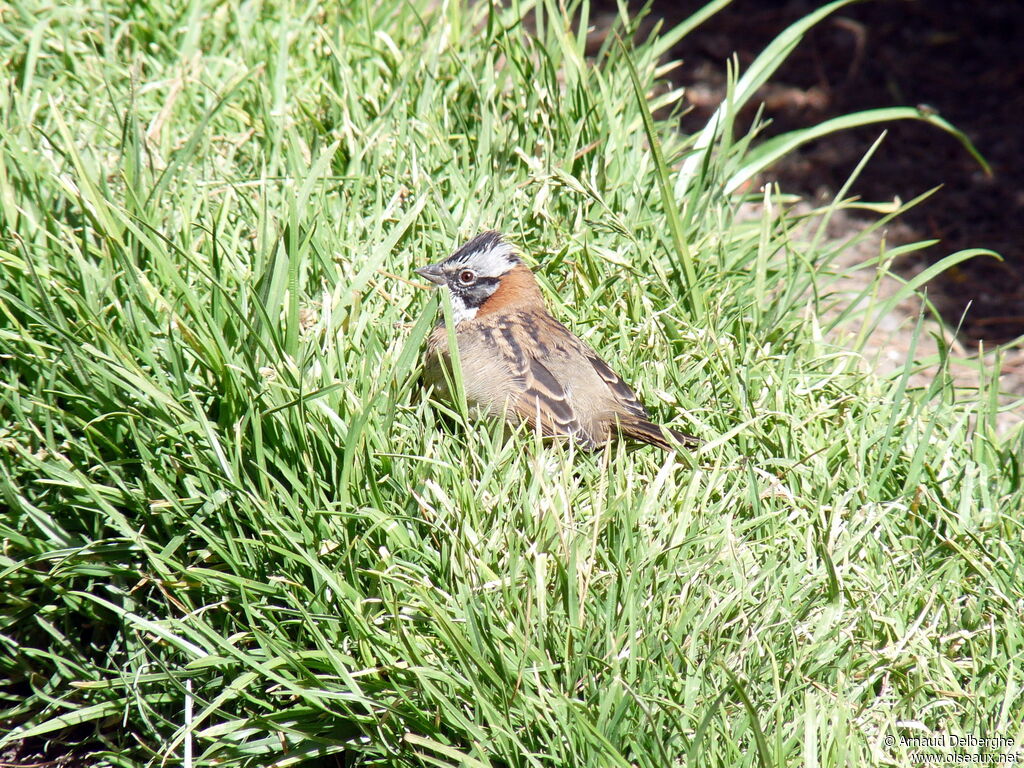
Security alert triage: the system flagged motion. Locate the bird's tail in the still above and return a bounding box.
[620,418,701,451]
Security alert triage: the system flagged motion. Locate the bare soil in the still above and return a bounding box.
[590,0,1024,428]
[666,0,1023,346]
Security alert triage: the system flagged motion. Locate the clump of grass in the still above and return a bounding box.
[1,0,1021,765]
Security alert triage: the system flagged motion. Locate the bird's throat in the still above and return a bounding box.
[449,293,479,324]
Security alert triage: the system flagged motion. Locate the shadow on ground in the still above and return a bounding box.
[622,0,1023,346]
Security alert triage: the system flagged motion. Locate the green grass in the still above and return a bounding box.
[1,0,1022,765]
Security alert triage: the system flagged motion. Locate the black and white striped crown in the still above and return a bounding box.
[446,231,521,276]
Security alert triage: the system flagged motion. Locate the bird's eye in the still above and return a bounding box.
[458,269,476,285]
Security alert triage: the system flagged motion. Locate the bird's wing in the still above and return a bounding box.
[506,313,655,446]
[578,346,650,421]
[479,318,597,447]
[535,314,651,419]
[513,355,597,447]
[544,317,701,449]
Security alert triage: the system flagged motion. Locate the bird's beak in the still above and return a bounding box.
[415,263,447,286]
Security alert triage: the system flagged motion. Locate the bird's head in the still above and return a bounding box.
[416,231,540,323]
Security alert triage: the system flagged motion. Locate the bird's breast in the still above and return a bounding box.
[424,318,524,412]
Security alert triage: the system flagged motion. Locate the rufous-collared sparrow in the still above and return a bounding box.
[416,231,699,451]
